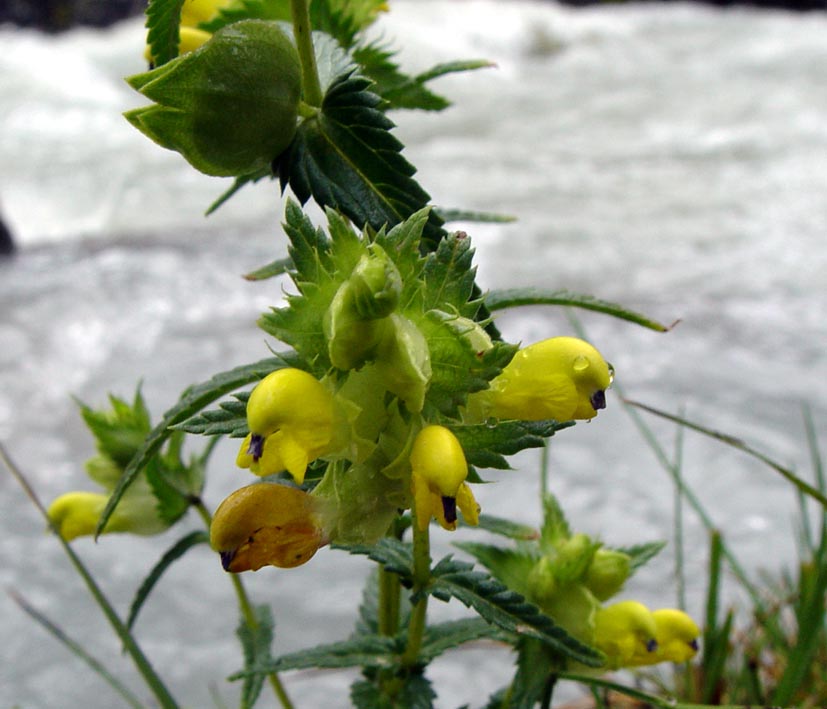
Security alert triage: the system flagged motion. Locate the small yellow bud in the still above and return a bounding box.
[47,490,166,541]
[410,425,479,531]
[210,483,327,572]
[469,336,612,422]
[584,548,632,601]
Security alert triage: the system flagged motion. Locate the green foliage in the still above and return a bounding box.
[236,604,276,709]
[145,0,185,66]
[276,71,445,249]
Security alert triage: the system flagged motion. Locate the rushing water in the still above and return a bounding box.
[1,1,826,706]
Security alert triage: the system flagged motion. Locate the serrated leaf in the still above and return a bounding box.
[236,604,276,709]
[421,232,478,317]
[485,288,673,332]
[77,389,152,469]
[419,617,499,662]
[232,634,398,679]
[617,540,667,572]
[277,70,445,249]
[351,674,434,709]
[455,542,538,599]
[510,637,558,709]
[95,354,297,538]
[429,556,603,667]
[449,419,572,471]
[127,530,209,631]
[419,317,516,417]
[335,538,414,582]
[243,256,292,282]
[145,0,184,67]
[475,514,541,541]
[144,455,190,525]
[172,395,249,437]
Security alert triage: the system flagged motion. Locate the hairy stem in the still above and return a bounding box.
[401,523,431,666]
[290,0,323,107]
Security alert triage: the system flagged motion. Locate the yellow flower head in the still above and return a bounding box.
[237,368,336,484]
[210,483,328,572]
[650,608,700,664]
[472,336,612,422]
[47,488,167,541]
[180,0,231,27]
[593,600,658,670]
[409,425,479,531]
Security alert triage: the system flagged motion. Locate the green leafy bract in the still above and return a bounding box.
[145,0,185,67]
[277,71,446,250]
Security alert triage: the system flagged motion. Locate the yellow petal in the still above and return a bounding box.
[456,482,480,526]
[210,483,326,572]
[652,608,700,663]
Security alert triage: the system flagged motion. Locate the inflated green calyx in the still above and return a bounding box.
[125,20,301,177]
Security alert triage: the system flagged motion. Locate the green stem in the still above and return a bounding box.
[378,566,401,636]
[1,443,179,709]
[290,0,323,107]
[401,523,431,666]
[193,501,295,709]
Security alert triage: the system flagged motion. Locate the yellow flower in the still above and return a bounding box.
[593,600,658,670]
[468,336,612,422]
[649,608,700,664]
[409,425,479,531]
[210,482,328,572]
[47,486,166,541]
[237,368,336,484]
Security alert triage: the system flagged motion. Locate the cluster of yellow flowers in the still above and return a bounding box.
[209,334,611,572]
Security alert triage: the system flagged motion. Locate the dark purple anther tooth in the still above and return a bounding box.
[219,550,236,572]
[590,390,606,410]
[646,639,658,653]
[247,433,265,461]
[690,639,699,651]
[441,496,457,524]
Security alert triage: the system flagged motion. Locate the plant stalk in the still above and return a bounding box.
[401,522,431,666]
[1,443,179,709]
[193,501,295,709]
[290,0,323,107]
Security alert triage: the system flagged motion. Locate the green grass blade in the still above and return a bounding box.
[9,590,145,709]
[625,400,827,509]
[1,443,180,709]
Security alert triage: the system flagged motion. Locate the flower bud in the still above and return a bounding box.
[237,368,336,484]
[325,246,402,371]
[410,425,478,531]
[373,314,431,412]
[526,556,558,606]
[210,483,327,571]
[553,533,597,584]
[126,20,301,177]
[468,336,612,422]
[584,548,632,601]
[47,490,167,541]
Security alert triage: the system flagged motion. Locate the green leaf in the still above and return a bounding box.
[429,556,603,666]
[95,354,297,538]
[475,514,541,541]
[449,420,573,471]
[351,674,435,709]
[243,256,293,282]
[618,540,667,572]
[232,635,398,679]
[539,494,572,549]
[382,59,495,112]
[510,637,558,709]
[236,604,276,709]
[419,617,499,662]
[435,207,516,224]
[172,394,249,438]
[335,538,415,582]
[277,70,445,249]
[127,530,210,631]
[455,542,538,599]
[145,0,184,67]
[485,288,674,332]
[78,389,152,469]
[421,232,479,317]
